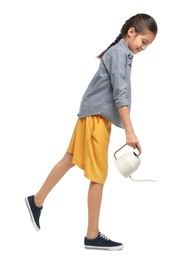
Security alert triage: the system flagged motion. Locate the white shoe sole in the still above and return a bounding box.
[84,244,124,250]
[25,197,40,231]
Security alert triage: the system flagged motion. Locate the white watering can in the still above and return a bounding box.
[114,144,156,182]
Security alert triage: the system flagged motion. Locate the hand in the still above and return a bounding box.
[126,132,142,155]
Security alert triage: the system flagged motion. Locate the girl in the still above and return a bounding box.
[25,13,157,250]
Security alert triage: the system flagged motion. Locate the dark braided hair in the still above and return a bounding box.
[97,13,158,59]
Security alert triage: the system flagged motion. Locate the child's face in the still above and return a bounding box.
[125,28,156,54]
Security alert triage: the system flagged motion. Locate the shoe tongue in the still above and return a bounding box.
[99,232,109,240]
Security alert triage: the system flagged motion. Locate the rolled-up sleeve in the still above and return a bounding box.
[103,50,130,108]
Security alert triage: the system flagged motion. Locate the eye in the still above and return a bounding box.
[142,40,148,45]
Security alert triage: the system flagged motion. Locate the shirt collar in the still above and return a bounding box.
[118,38,134,60]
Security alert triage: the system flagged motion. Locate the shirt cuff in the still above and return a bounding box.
[115,99,129,108]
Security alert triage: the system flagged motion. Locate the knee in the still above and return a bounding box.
[64,152,74,168]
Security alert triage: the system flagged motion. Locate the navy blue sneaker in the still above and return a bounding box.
[25,195,43,231]
[84,232,124,250]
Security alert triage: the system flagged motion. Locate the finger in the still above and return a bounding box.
[136,143,142,155]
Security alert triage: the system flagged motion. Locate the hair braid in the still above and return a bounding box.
[97,34,122,59]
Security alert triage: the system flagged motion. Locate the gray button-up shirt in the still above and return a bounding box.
[78,39,134,128]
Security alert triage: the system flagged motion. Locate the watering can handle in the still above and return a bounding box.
[114,144,127,159]
[114,144,139,159]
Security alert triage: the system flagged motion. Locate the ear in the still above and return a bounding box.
[127,27,136,38]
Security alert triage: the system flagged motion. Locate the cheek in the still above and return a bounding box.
[136,40,143,48]
[132,39,141,49]
[131,41,142,54]
[130,39,141,53]
[132,43,140,52]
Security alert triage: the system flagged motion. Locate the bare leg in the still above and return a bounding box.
[86,181,104,239]
[34,152,74,207]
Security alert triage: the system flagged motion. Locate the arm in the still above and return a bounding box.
[103,50,141,154]
[118,106,142,155]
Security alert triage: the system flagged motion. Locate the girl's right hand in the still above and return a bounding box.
[126,131,142,155]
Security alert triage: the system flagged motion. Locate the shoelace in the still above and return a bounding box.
[99,232,109,241]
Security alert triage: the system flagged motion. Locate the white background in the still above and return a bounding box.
[0,0,195,259]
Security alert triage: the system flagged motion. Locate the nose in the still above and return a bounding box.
[141,45,147,50]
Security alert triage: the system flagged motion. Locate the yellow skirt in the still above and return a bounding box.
[67,115,111,184]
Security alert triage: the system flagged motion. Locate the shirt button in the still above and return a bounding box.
[128,53,133,59]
